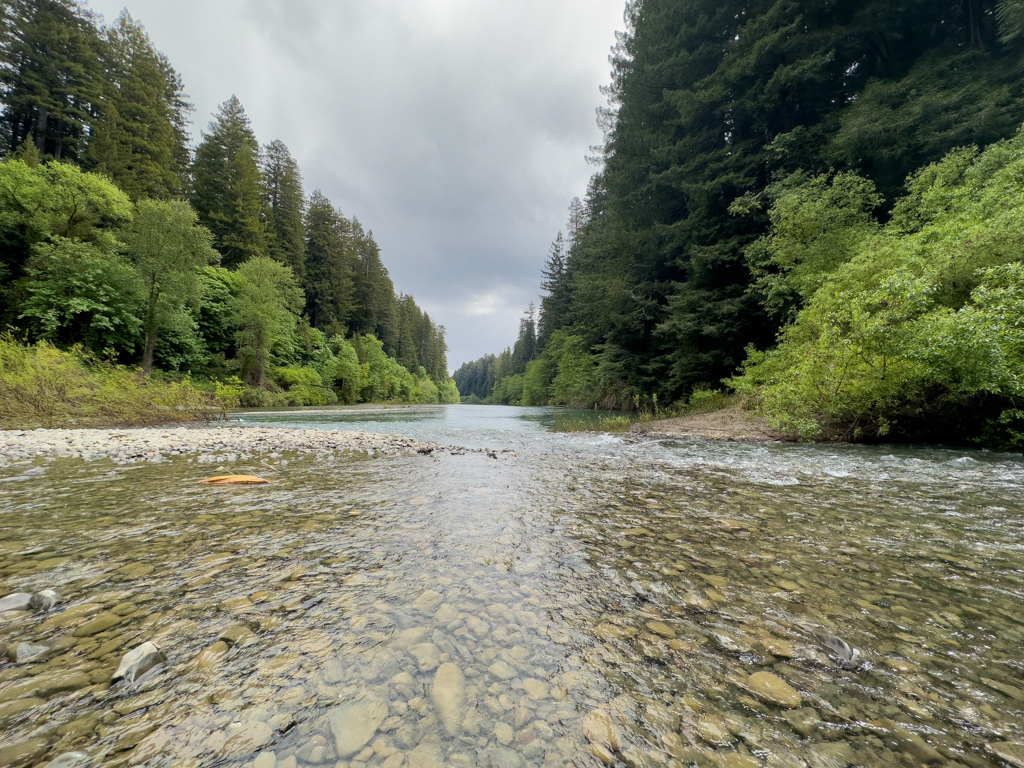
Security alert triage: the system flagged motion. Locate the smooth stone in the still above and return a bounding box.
[407,741,444,768]
[329,699,388,757]
[221,721,274,758]
[494,722,513,745]
[195,641,229,672]
[253,751,277,768]
[0,593,32,612]
[782,707,820,737]
[718,754,760,768]
[432,663,466,736]
[0,671,91,703]
[696,715,733,746]
[583,710,622,751]
[522,678,547,700]
[746,671,802,708]
[408,643,441,671]
[991,743,1024,767]
[218,625,254,646]
[594,622,637,640]
[72,611,121,637]
[0,738,49,768]
[622,748,663,768]
[589,744,616,766]
[0,698,45,727]
[112,641,166,683]
[488,661,516,680]
[394,627,431,647]
[412,590,442,611]
[29,589,60,612]
[645,621,676,638]
[761,637,797,658]
[12,642,49,663]
[488,747,526,768]
[43,752,89,768]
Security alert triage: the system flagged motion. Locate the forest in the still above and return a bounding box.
[456,0,1024,445]
[0,0,459,412]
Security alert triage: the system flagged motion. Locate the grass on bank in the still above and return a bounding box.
[0,335,215,429]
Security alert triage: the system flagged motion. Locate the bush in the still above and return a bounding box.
[0,334,213,428]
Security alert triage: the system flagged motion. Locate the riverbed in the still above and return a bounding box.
[1,404,1023,768]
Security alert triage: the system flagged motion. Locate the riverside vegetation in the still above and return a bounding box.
[0,2,459,425]
[456,0,1024,448]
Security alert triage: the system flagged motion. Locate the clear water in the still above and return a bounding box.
[1,405,1023,768]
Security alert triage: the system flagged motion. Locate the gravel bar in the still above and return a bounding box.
[0,426,505,467]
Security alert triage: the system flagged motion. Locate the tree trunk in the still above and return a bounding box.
[140,281,159,377]
[54,117,64,161]
[34,107,47,153]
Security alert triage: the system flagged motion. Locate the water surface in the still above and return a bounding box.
[1,405,1023,768]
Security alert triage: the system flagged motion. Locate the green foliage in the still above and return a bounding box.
[85,11,191,200]
[0,334,212,428]
[731,131,1024,441]
[120,199,218,374]
[548,332,602,409]
[231,256,303,388]
[304,190,355,334]
[190,96,265,267]
[18,236,143,354]
[261,140,306,278]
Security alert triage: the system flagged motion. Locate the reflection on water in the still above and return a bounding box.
[0,405,1023,768]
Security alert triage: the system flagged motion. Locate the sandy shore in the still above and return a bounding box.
[631,403,790,442]
[0,426,492,467]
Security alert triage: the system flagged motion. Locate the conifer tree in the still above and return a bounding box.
[261,140,306,278]
[538,233,571,347]
[86,11,192,200]
[303,190,354,334]
[0,0,105,161]
[190,96,265,267]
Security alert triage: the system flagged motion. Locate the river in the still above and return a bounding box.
[1,404,1023,768]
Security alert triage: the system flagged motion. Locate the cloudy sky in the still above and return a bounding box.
[88,0,625,371]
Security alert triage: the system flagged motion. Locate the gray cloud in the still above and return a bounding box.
[89,0,624,369]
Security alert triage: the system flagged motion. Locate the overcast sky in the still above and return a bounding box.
[87,0,625,371]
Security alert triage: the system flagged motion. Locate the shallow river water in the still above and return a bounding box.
[1,405,1023,768]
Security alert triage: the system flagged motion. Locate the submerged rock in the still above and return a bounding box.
[432,663,466,736]
[990,742,1024,768]
[112,641,166,683]
[328,698,388,757]
[44,752,90,768]
[29,589,60,612]
[0,738,49,768]
[818,633,860,668]
[746,671,802,708]
[11,642,50,663]
[0,592,33,613]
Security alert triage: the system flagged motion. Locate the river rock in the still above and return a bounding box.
[408,642,441,671]
[645,621,676,638]
[522,678,547,699]
[488,747,526,768]
[43,752,90,768]
[0,698,45,727]
[73,611,121,637]
[408,739,444,768]
[990,742,1024,767]
[583,709,622,751]
[29,589,60,612]
[112,641,166,683]
[746,671,802,708]
[488,661,516,680]
[0,738,49,768]
[412,590,443,611]
[11,642,49,662]
[253,752,277,768]
[0,592,32,612]
[221,721,274,759]
[328,698,388,757]
[432,663,466,735]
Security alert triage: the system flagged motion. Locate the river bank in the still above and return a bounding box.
[0,426,498,468]
[631,402,790,443]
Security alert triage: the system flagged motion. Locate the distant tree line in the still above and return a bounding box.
[456,0,1024,444]
[0,0,458,406]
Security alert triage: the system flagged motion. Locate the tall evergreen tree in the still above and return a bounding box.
[394,294,422,372]
[0,0,105,161]
[303,190,354,334]
[261,139,306,278]
[190,96,265,267]
[350,220,399,351]
[85,11,192,200]
[538,232,571,347]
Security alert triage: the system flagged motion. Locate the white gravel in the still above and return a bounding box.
[0,426,488,467]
